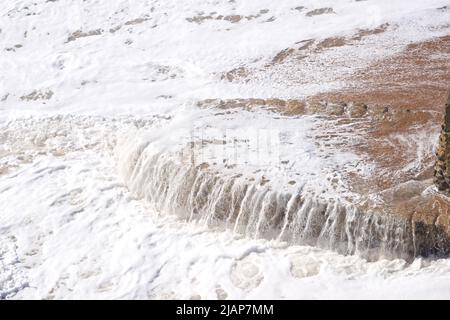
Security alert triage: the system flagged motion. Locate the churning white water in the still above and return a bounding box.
[1,114,449,300]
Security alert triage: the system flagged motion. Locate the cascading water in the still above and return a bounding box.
[116,117,414,261]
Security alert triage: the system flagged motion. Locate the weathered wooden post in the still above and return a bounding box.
[434,94,450,191]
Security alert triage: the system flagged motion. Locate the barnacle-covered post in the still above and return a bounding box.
[434,94,450,192]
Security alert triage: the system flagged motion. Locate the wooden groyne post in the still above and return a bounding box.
[434,94,450,191]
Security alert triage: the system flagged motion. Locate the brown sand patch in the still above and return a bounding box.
[271,48,295,64]
[306,8,335,17]
[186,15,215,24]
[186,9,269,24]
[349,40,445,183]
[197,98,306,114]
[316,37,347,50]
[220,67,250,82]
[351,23,390,41]
[306,35,450,191]
[296,39,315,50]
[109,25,121,33]
[0,167,9,176]
[223,15,243,23]
[265,40,315,67]
[20,89,54,101]
[292,6,306,12]
[67,29,102,42]
[197,98,393,119]
[124,17,149,25]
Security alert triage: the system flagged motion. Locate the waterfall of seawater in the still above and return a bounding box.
[116,132,414,261]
